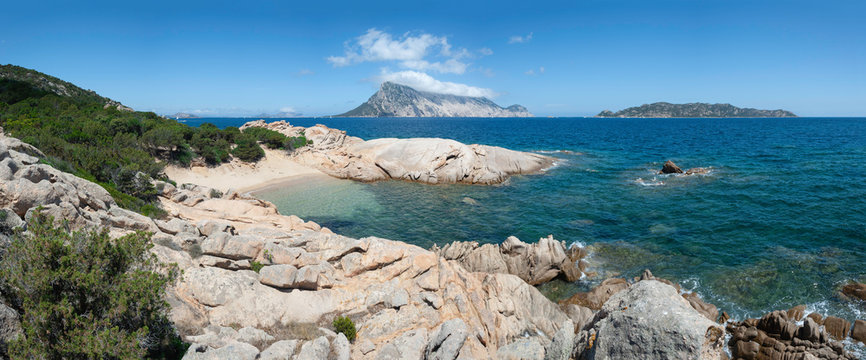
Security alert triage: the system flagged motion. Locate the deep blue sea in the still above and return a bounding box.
[188,117,866,332]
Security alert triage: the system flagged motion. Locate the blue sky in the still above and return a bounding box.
[2,0,864,117]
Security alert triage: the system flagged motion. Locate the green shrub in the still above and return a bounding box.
[209,189,223,199]
[250,261,264,273]
[332,316,356,342]
[231,133,264,162]
[0,211,184,359]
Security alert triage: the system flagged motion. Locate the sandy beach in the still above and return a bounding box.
[163,148,330,193]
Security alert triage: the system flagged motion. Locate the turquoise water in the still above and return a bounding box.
[196,117,866,325]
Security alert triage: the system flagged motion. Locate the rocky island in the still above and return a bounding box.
[337,82,533,117]
[597,102,797,118]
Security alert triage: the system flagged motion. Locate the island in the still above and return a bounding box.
[596,102,797,118]
[172,112,200,119]
[336,81,533,117]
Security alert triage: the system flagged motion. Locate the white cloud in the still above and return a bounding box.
[279,106,296,113]
[525,66,545,75]
[328,28,469,74]
[296,69,314,76]
[479,47,493,56]
[508,32,533,44]
[379,70,496,98]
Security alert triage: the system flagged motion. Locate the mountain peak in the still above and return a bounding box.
[337,82,532,117]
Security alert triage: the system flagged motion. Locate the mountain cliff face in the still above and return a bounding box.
[337,82,533,117]
[597,102,796,118]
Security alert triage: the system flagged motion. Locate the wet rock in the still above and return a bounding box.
[823,316,850,340]
[682,292,718,322]
[841,281,866,301]
[659,160,684,174]
[684,167,710,175]
[852,319,866,344]
[560,278,629,310]
[787,305,806,321]
[807,312,824,325]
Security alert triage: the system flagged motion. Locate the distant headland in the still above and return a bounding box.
[597,102,797,118]
[336,81,533,117]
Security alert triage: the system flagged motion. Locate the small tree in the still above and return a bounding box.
[332,316,356,342]
[0,211,184,359]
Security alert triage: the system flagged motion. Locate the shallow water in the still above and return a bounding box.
[198,117,866,331]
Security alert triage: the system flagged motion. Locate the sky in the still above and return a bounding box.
[1,0,864,117]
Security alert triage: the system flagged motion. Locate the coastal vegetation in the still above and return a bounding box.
[0,212,185,359]
[332,316,356,342]
[0,65,309,217]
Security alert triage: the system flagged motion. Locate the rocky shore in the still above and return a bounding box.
[2,132,865,359]
[239,120,554,185]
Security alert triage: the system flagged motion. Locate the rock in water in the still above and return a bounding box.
[573,280,725,360]
[659,160,684,174]
[841,281,866,301]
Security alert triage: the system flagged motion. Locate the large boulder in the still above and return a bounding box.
[433,235,584,285]
[573,280,725,360]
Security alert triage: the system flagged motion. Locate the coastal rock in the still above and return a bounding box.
[683,291,719,322]
[841,282,866,301]
[183,341,260,360]
[258,339,299,360]
[433,235,584,285]
[0,302,22,354]
[560,278,629,310]
[852,320,866,344]
[573,280,725,360]
[659,160,684,174]
[242,121,554,185]
[545,320,575,360]
[425,318,468,360]
[295,336,330,360]
[726,310,857,360]
[496,338,545,360]
[823,316,851,340]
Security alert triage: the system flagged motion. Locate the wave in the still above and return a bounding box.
[535,149,584,155]
[634,177,665,186]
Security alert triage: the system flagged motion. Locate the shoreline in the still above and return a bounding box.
[163,148,331,194]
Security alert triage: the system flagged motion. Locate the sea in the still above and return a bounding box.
[187,117,865,345]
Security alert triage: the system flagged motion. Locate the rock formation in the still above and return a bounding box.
[659,160,711,176]
[432,235,585,285]
[240,120,555,185]
[337,81,533,117]
[572,280,726,360]
[726,308,858,360]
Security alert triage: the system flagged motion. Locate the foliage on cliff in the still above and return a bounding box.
[0,212,185,359]
[0,64,308,216]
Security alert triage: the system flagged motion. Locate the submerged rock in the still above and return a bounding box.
[841,281,866,301]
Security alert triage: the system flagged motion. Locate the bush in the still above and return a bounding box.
[0,211,183,359]
[243,127,287,149]
[250,261,264,273]
[332,316,356,342]
[231,133,264,162]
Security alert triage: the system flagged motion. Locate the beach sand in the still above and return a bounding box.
[163,148,330,193]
